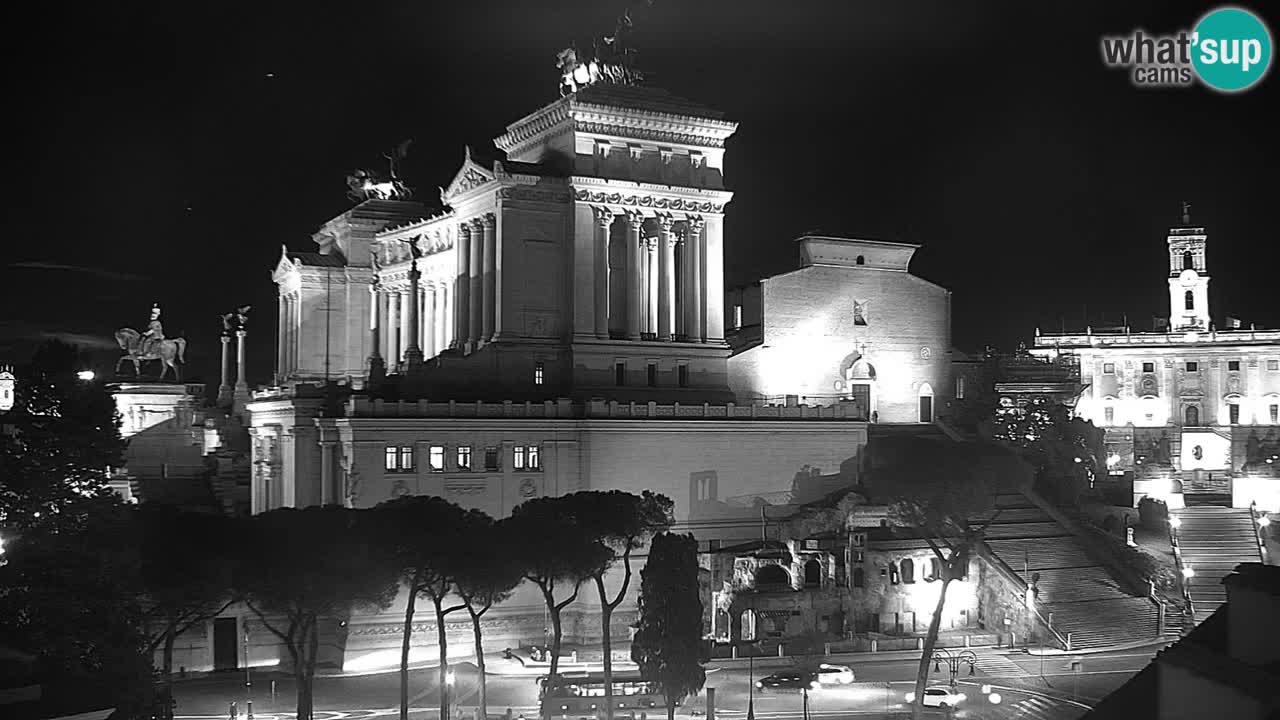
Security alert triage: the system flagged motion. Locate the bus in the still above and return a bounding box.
[538,671,676,720]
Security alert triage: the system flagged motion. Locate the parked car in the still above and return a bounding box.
[905,686,967,708]
[814,663,855,685]
[756,671,819,691]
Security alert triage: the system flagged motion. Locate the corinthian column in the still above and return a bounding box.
[276,295,286,382]
[658,215,676,341]
[235,328,248,391]
[368,282,385,384]
[593,207,613,339]
[404,259,423,369]
[482,213,497,342]
[646,238,658,336]
[219,333,233,406]
[686,216,705,342]
[454,223,470,350]
[469,218,484,348]
[387,290,400,366]
[423,284,435,358]
[626,213,643,341]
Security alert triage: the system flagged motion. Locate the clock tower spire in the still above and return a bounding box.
[1167,202,1210,331]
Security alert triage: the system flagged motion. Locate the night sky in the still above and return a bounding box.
[5,1,1277,388]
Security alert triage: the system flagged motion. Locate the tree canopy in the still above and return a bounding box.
[631,532,705,720]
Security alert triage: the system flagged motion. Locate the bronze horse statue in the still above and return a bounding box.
[115,328,187,381]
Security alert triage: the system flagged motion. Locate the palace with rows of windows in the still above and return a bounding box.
[1032,212,1280,510]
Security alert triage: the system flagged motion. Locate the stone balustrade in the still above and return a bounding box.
[1036,328,1280,348]
[344,397,870,421]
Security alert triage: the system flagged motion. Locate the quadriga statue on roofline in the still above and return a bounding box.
[346,140,414,202]
[115,303,188,382]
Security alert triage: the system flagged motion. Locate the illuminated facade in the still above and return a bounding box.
[1033,214,1280,511]
[726,237,952,423]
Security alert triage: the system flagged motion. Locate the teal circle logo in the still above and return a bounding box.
[1192,7,1272,92]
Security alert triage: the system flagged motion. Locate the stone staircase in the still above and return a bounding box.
[978,494,1160,650]
[1172,506,1263,624]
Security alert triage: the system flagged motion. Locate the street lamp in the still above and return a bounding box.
[930,649,977,687]
[76,370,96,382]
[444,669,456,720]
[1182,566,1195,579]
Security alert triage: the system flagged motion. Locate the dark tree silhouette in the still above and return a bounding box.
[862,435,1030,720]
[237,507,399,720]
[631,532,706,720]
[508,495,610,714]
[453,514,524,720]
[570,490,674,720]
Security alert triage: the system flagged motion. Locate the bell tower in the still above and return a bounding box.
[1167,202,1210,331]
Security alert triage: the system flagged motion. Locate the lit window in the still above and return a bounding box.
[457,446,472,470]
[615,361,626,386]
[955,376,965,399]
[514,446,525,469]
[1228,360,1240,371]
[429,446,445,472]
[1103,363,1115,374]
[484,447,500,471]
[1142,362,1154,373]
[733,304,743,329]
[514,445,540,471]
[385,446,397,472]
[678,364,689,388]
[386,445,414,472]
[534,361,545,385]
[1186,362,1198,372]
[399,446,415,471]
[527,444,540,470]
[647,363,657,387]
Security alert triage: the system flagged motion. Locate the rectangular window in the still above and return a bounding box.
[514,446,525,470]
[1271,405,1278,424]
[385,446,398,472]
[955,376,965,399]
[484,447,499,471]
[1228,360,1241,371]
[1103,363,1115,374]
[429,446,445,472]
[534,361,545,385]
[399,446,415,472]
[1142,362,1155,373]
[1186,361,1199,372]
[1104,407,1115,425]
[527,445,540,470]
[615,361,626,386]
[647,363,657,387]
[678,364,689,388]
[457,446,472,470]
[733,304,743,329]
[1269,360,1280,372]
[1229,404,1240,425]
[853,301,868,326]
[387,445,413,472]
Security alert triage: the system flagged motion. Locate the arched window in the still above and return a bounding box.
[1183,251,1194,270]
[755,564,790,587]
[852,567,865,588]
[1185,405,1200,426]
[1185,291,1194,311]
[803,559,822,587]
[927,557,942,582]
[900,558,915,584]
[855,255,865,266]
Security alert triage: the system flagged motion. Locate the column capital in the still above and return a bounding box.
[627,211,645,231]
[686,215,706,233]
[235,329,247,339]
[482,212,497,229]
[657,214,676,233]
[593,205,616,228]
[469,216,486,231]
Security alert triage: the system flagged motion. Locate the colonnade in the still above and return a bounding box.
[593,209,710,342]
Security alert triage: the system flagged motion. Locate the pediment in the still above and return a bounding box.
[441,147,495,203]
[272,245,300,283]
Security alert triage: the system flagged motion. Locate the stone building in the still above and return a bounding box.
[1031,212,1280,510]
[236,71,953,673]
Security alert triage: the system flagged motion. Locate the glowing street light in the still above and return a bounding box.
[1169,516,1183,529]
[445,670,456,686]
[1259,515,1272,528]
[1182,566,1195,579]
[76,370,95,381]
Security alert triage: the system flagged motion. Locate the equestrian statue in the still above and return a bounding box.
[115,303,188,381]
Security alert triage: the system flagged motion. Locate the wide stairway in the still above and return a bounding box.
[1173,506,1263,624]
[979,494,1160,650]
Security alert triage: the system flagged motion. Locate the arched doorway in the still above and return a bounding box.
[844,357,877,420]
[1185,405,1200,427]
[918,383,935,422]
[803,559,822,587]
[755,564,790,588]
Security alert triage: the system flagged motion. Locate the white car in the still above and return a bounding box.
[905,686,967,708]
[814,664,855,685]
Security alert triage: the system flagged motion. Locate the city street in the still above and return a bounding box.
[170,646,1160,720]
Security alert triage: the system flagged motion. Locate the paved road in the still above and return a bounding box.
[172,647,1158,720]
